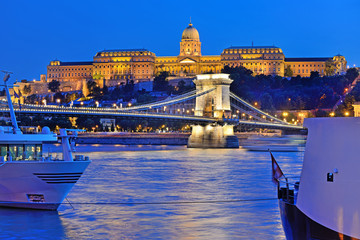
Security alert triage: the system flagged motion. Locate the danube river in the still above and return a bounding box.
[0,145,304,240]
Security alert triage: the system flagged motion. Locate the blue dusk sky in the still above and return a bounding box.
[1,0,359,81]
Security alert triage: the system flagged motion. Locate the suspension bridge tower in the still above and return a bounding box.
[188,74,239,148]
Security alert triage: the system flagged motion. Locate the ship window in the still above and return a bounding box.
[9,145,24,161]
[0,145,6,157]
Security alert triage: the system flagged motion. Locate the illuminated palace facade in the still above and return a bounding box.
[46,22,347,88]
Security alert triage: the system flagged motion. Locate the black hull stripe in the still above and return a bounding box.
[46,181,78,184]
[37,176,81,178]
[34,173,83,184]
[34,172,83,175]
[40,178,80,181]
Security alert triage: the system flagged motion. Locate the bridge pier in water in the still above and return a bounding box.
[187,74,239,148]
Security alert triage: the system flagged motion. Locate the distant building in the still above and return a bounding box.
[353,102,360,117]
[285,55,347,78]
[38,21,348,94]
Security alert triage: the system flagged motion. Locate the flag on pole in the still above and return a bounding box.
[270,151,284,185]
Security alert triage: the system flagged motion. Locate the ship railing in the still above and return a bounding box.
[0,154,88,162]
[278,176,300,205]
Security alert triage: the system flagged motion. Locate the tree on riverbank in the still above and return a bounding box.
[222,66,354,111]
[48,80,60,92]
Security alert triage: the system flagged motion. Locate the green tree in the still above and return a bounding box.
[22,85,31,95]
[87,79,102,98]
[48,80,60,92]
[260,93,275,111]
[336,95,355,116]
[53,92,65,103]
[153,71,171,92]
[325,59,337,76]
[137,93,153,104]
[284,65,293,77]
[310,71,320,79]
[345,68,359,83]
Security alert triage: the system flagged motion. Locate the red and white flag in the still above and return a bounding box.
[270,151,284,185]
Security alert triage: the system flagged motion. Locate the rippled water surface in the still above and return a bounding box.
[0,145,304,240]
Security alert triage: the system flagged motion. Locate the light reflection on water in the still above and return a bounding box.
[0,145,303,239]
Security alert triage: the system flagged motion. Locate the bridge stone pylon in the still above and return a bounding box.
[193,74,232,119]
[188,74,239,148]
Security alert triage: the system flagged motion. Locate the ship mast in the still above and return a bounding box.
[2,72,21,134]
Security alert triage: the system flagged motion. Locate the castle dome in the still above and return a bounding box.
[182,22,200,40]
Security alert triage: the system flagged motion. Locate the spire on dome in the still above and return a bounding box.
[189,17,192,27]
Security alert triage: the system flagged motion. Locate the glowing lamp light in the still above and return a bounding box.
[329,112,335,117]
[345,111,350,117]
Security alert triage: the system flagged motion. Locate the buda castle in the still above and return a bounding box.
[41,21,347,92]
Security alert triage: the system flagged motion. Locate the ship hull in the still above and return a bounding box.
[0,161,90,210]
[279,199,358,240]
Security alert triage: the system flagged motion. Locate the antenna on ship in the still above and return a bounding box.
[1,71,22,134]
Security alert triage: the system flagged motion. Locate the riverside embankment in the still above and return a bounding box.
[75,132,253,145]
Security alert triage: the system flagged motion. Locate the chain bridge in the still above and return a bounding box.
[0,74,303,132]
